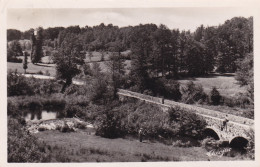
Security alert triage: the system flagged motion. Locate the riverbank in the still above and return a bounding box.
[33,128,249,162]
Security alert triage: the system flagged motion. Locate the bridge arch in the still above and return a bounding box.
[229,136,249,149]
[203,128,220,140]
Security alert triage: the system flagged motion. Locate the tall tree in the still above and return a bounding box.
[106,51,125,98]
[31,27,44,64]
[129,24,157,92]
[23,51,28,74]
[151,24,172,77]
[53,33,85,92]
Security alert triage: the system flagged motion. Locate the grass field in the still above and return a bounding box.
[34,129,247,162]
[178,73,247,97]
[8,53,246,97]
[7,57,131,76]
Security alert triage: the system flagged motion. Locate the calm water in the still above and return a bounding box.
[24,110,57,122]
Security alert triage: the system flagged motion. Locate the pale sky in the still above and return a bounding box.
[7,8,253,32]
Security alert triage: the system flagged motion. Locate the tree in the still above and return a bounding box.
[151,24,173,77]
[216,17,253,73]
[235,53,254,103]
[8,40,23,58]
[106,52,125,98]
[7,40,23,62]
[53,33,85,92]
[31,27,44,64]
[7,29,22,41]
[184,40,206,76]
[23,51,28,74]
[210,87,221,105]
[129,24,157,92]
[235,53,253,86]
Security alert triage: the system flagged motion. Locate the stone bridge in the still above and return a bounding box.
[117,89,254,147]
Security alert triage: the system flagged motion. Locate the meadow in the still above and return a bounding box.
[34,129,247,162]
[178,73,247,97]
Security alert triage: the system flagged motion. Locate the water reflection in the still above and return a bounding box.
[24,110,57,122]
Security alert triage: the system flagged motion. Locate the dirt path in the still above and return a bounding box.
[22,74,85,85]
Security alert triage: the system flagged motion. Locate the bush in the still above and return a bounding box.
[126,102,174,138]
[8,71,61,96]
[89,76,110,104]
[37,70,43,75]
[210,87,221,105]
[64,105,84,118]
[222,93,251,108]
[7,70,34,96]
[95,106,127,138]
[168,107,207,139]
[8,117,51,162]
[7,99,20,117]
[181,81,208,104]
[95,101,207,140]
[75,122,86,129]
[45,70,51,76]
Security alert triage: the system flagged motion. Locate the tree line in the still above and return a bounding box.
[7,17,253,93]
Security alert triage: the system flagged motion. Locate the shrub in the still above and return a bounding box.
[181,81,207,104]
[168,107,207,139]
[45,70,51,76]
[8,117,51,162]
[210,87,221,105]
[75,122,86,129]
[7,70,34,96]
[7,99,20,117]
[64,105,84,118]
[37,70,43,75]
[89,76,109,104]
[95,108,127,138]
[126,102,175,139]
[222,93,251,108]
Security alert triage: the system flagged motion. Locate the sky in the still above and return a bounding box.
[7,8,253,32]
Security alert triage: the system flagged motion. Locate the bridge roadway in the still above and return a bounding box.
[117,89,254,144]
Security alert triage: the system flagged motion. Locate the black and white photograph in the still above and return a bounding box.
[1,0,259,165]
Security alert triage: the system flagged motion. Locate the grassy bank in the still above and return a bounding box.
[34,129,248,162]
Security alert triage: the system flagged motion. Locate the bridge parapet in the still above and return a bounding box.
[118,89,253,126]
[117,89,254,143]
